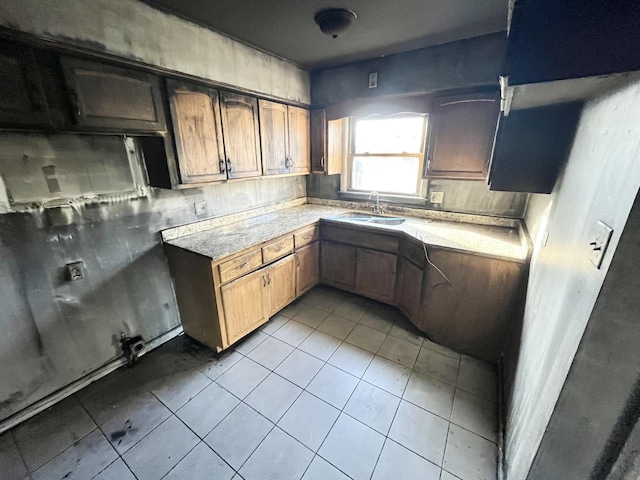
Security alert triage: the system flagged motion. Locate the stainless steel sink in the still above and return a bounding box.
[336,212,406,225]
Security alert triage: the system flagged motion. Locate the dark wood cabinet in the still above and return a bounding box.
[320,241,356,289]
[259,100,310,175]
[425,92,499,179]
[395,257,424,319]
[311,109,345,175]
[355,248,397,303]
[166,80,227,184]
[60,56,166,131]
[0,41,51,128]
[220,92,262,179]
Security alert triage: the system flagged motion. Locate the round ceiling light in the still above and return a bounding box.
[314,8,357,39]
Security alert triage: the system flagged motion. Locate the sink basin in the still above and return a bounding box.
[335,212,406,225]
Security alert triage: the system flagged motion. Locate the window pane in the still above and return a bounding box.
[355,117,425,154]
[351,156,419,195]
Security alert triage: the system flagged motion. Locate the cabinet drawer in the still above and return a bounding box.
[321,225,399,253]
[262,236,294,263]
[219,249,262,283]
[295,226,319,249]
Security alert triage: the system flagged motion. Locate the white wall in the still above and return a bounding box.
[505,80,640,479]
[0,0,309,104]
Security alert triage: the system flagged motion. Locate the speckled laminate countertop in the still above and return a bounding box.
[164,204,529,263]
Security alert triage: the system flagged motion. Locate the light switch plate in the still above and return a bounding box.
[429,191,444,204]
[66,261,84,281]
[588,221,613,269]
[368,72,378,88]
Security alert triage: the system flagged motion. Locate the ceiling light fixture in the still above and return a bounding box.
[314,8,357,39]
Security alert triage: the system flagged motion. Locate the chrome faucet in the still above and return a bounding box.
[369,191,383,215]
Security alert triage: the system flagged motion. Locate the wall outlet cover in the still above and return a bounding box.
[194,200,207,216]
[588,221,613,269]
[429,191,444,204]
[368,72,378,88]
[66,261,84,281]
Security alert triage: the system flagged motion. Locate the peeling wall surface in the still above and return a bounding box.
[0,0,310,104]
[504,80,640,480]
[0,131,305,421]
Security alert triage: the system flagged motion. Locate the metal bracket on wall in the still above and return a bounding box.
[588,221,613,269]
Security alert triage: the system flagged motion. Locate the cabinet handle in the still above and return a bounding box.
[219,159,226,174]
[226,159,232,173]
[303,234,312,240]
[236,262,248,270]
[262,274,267,287]
[267,273,271,285]
[68,90,82,119]
[320,156,325,169]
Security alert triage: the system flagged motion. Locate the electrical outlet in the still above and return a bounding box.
[194,200,207,216]
[588,221,613,269]
[66,261,84,281]
[429,191,444,204]
[368,72,378,88]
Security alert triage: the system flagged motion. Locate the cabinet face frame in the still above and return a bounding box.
[167,79,227,184]
[60,56,166,132]
[424,91,499,180]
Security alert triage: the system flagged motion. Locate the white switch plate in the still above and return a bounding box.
[588,221,613,269]
[430,191,444,204]
[194,200,207,216]
[368,72,378,88]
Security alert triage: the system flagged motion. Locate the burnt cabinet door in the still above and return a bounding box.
[0,41,51,127]
[320,241,356,289]
[259,100,289,175]
[426,92,499,179]
[60,56,166,131]
[310,108,326,173]
[355,248,397,303]
[220,92,262,179]
[287,106,310,174]
[167,80,227,184]
[395,257,424,319]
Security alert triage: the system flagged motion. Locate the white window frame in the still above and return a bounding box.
[341,115,429,199]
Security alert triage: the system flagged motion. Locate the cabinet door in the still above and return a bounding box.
[395,257,424,319]
[0,41,51,127]
[266,255,296,316]
[259,100,289,175]
[320,241,356,289]
[296,242,320,297]
[60,56,165,131]
[355,249,397,303]
[221,268,268,345]
[220,92,262,179]
[167,80,227,184]
[287,106,310,174]
[310,109,326,173]
[426,92,499,179]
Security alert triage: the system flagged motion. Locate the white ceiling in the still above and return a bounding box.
[146,0,508,70]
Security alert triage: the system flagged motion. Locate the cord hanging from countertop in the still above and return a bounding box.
[418,232,451,286]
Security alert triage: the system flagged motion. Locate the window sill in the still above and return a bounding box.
[338,190,428,207]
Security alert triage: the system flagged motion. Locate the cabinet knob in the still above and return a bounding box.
[226,159,232,173]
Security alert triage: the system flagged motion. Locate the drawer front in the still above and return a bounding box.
[294,226,319,249]
[262,236,294,263]
[219,249,262,283]
[321,225,399,253]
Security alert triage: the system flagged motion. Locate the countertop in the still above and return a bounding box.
[163,204,529,263]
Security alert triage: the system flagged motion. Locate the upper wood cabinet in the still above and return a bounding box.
[220,92,262,179]
[166,80,227,184]
[259,100,310,176]
[425,92,499,179]
[310,109,345,175]
[259,100,289,175]
[287,106,310,174]
[0,41,52,128]
[60,56,166,132]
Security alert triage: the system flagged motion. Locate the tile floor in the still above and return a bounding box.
[0,285,499,480]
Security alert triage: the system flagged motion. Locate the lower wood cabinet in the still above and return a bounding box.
[265,255,296,316]
[355,248,397,303]
[221,267,268,345]
[320,241,356,289]
[296,242,320,297]
[395,257,424,319]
